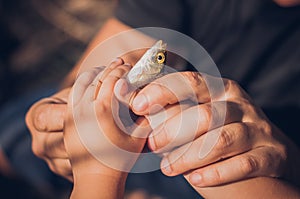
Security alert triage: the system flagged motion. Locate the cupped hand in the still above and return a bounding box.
[26,88,73,181]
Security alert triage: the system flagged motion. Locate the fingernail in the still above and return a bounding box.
[132,94,148,111]
[148,135,156,151]
[190,173,202,185]
[161,158,172,174]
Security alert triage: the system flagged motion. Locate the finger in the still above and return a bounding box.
[186,146,281,187]
[44,133,68,159]
[26,88,71,133]
[83,61,128,102]
[148,101,243,153]
[159,122,257,176]
[95,64,148,150]
[51,88,71,104]
[99,57,124,81]
[131,72,226,114]
[114,78,137,107]
[64,175,74,183]
[32,132,68,159]
[91,58,125,100]
[46,158,73,181]
[146,101,193,130]
[93,64,132,138]
[33,103,67,132]
[72,67,104,106]
[96,64,131,101]
[130,116,152,139]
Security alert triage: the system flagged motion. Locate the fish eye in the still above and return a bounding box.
[156,52,165,64]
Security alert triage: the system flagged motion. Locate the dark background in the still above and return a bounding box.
[0,0,114,104]
[0,0,114,198]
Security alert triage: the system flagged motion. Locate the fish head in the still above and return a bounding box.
[147,40,167,68]
[127,40,167,88]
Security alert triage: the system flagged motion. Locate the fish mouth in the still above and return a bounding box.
[153,40,167,51]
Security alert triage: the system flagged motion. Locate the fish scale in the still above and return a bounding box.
[126,40,167,88]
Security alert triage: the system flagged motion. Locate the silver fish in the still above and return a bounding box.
[126,40,167,88]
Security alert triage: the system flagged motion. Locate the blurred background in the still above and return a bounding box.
[0,0,115,198]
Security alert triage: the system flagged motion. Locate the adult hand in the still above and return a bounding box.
[129,71,300,187]
[25,88,73,181]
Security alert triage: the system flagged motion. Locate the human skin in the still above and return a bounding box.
[63,59,300,199]
[26,18,137,182]
[66,64,300,199]
[123,72,300,198]
[126,72,300,187]
[64,60,151,199]
[26,4,300,198]
[26,17,300,185]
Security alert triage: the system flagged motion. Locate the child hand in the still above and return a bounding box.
[64,58,151,180]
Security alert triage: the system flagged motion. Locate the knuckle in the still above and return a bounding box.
[261,151,273,169]
[183,72,202,87]
[77,71,96,86]
[48,160,72,177]
[241,123,252,141]
[147,76,178,105]
[119,64,131,71]
[237,123,251,141]
[175,153,190,171]
[238,122,249,133]
[225,79,244,98]
[31,141,45,158]
[108,67,129,79]
[56,104,66,119]
[239,156,258,175]
[153,82,175,105]
[266,148,285,177]
[216,128,233,150]
[33,106,49,131]
[183,72,204,99]
[57,165,72,177]
[241,99,257,115]
[209,167,223,184]
[226,79,239,91]
[260,120,273,136]
[97,102,110,114]
[277,144,288,162]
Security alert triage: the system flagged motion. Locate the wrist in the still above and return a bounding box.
[74,170,128,182]
[72,173,128,199]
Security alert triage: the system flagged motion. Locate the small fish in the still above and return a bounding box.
[126,40,167,88]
